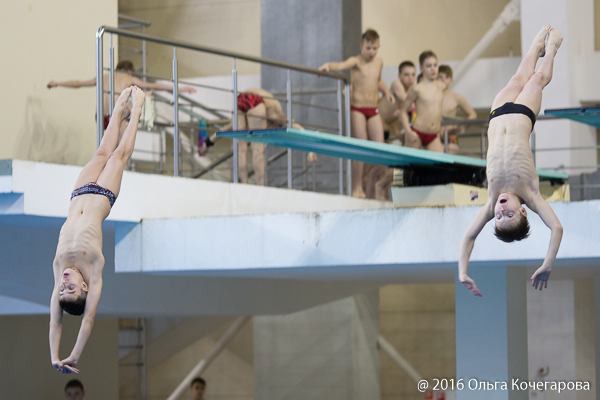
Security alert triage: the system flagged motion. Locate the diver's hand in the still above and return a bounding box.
[58,356,80,374]
[460,275,483,297]
[531,265,551,291]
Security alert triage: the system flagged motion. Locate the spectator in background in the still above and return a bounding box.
[190,377,207,400]
[64,379,85,400]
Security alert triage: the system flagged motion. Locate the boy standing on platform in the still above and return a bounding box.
[378,61,417,143]
[399,51,446,152]
[437,65,477,154]
[319,29,395,198]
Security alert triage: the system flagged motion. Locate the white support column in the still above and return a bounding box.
[455,266,528,400]
[520,0,597,173]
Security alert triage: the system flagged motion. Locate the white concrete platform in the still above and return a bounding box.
[0,160,391,316]
[117,200,600,282]
[1,159,599,317]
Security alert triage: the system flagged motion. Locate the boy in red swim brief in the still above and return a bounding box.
[319,29,394,199]
[399,50,447,153]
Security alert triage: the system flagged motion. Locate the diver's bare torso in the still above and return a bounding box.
[486,114,540,208]
[53,195,108,282]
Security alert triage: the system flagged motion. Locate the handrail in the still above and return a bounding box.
[118,14,152,27]
[97,27,347,82]
[97,26,351,185]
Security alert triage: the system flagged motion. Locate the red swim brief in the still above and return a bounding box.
[103,115,110,130]
[237,93,265,113]
[351,106,379,119]
[412,128,439,146]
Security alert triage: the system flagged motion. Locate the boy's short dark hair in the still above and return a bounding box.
[65,379,84,392]
[116,60,135,73]
[417,73,423,83]
[399,61,415,74]
[191,377,206,388]
[361,29,380,43]
[419,50,437,66]
[438,64,453,79]
[494,217,531,243]
[59,293,87,316]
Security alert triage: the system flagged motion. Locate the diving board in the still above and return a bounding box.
[217,127,568,185]
[545,106,600,128]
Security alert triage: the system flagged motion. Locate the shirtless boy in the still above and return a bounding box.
[50,86,145,374]
[232,88,303,185]
[367,61,416,200]
[48,60,195,129]
[437,65,477,154]
[458,26,563,297]
[378,61,417,142]
[319,29,395,198]
[400,51,446,152]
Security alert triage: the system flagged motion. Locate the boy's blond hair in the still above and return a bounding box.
[361,29,379,43]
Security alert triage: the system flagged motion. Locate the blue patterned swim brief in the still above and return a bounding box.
[71,182,117,207]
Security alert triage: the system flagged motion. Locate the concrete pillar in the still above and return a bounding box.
[520,0,597,174]
[254,291,380,400]
[455,266,528,400]
[260,0,360,190]
[527,279,576,400]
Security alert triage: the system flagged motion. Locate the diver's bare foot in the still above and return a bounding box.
[531,25,550,57]
[352,188,366,199]
[547,27,563,54]
[130,85,145,113]
[113,86,133,118]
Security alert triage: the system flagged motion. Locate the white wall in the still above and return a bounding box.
[119,0,262,78]
[0,1,117,165]
[0,315,118,400]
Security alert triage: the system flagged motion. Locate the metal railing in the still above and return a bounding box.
[96,26,351,192]
[118,15,151,81]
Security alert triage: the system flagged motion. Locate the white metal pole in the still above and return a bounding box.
[344,82,352,196]
[109,34,115,115]
[286,69,293,189]
[173,47,179,177]
[166,317,250,400]
[377,335,423,384]
[96,28,104,148]
[232,59,239,183]
[337,80,343,194]
[452,0,520,85]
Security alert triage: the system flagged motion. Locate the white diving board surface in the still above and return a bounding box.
[217,127,568,182]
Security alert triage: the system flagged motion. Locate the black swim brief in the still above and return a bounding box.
[489,102,536,131]
[71,182,117,207]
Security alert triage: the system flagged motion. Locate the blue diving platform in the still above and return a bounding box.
[217,127,568,185]
[545,106,600,129]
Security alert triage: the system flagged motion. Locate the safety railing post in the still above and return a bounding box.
[109,34,115,115]
[173,47,179,177]
[141,25,147,81]
[337,81,343,194]
[287,69,293,189]
[344,82,352,196]
[443,126,449,153]
[96,28,104,148]
[232,58,238,183]
[481,125,487,160]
